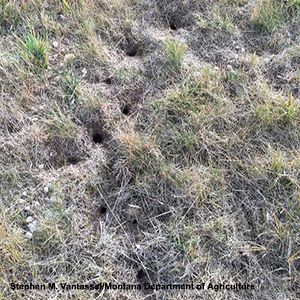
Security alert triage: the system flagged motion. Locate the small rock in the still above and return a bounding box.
[52,41,59,48]
[34,201,40,208]
[232,53,239,60]
[235,45,241,50]
[24,206,31,212]
[25,232,33,239]
[64,53,75,63]
[38,164,44,169]
[58,13,65,20]
[53,75,61,82]
[264,57,271,64]
[47,210,54,218]
[227,64,233,71]
[44,186,49,193]
[22,191,27,197]
[28,223,36,233]
[26,216,34,223]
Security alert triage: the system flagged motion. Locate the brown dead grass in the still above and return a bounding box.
[0,0,300,299]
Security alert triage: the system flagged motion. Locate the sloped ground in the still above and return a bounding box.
[0,0,300,299]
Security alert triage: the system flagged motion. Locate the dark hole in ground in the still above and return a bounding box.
[132,219,138,225]
[100,206,107,214]
[137,269,145,280]
[89,74,101,84]
[103,77,112,84]
[169,21,177,30]
[74,61,81,70]
[128,177,134,184]
[93,132,104,144]
[126,45,138,57]
[68,156,80,165]
[21,222,27,230]
[121,104,130,115]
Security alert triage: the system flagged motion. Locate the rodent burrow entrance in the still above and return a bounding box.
[93,132,104,144]
[84,117,109,146]
[126,44,138,57]
[121,104,130,115]
[169,20,178,30]
[167,15,189,30]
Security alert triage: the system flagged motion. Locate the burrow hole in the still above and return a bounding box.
[169,21,177,30]
[100,206,107,214]
[169,17,182,30]
[68,156,80,165]
[126,45,138,57]
[103,77,112,84]
[137,269,145,280]
[121,104,130,115]
[93,132,104,144]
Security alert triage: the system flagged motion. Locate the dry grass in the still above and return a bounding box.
[0,0,300,299]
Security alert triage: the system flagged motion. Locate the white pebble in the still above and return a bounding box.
[227,64,233,71]
[26,216,34,223]
[22,191,27,197]
[64,53,75,63]
[264,57,271,64]
[28,223,36,233]
[232,53,239,60]
[34,201,40,208]
[52,41,59,48]
[25,232,33,239]
[24,206,31,212]
[44,186,49,193]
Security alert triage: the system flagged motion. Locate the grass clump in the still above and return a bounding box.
[0,0,20,33]
[0,215,31,293]
[19,31,49,70]
[117,128,161,175]
[45,104,75,137]
[150,67,226,163]
[254,93,300,127]
[153,67,222,120]
[58,68,81,105]
[251,0,300,33]
[163,37,186,71]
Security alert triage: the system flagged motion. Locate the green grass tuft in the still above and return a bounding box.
[19,31,49,70]
[163,37,186,71]
[252,0,300,33]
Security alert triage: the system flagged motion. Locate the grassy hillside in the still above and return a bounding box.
[0,0,300,299]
